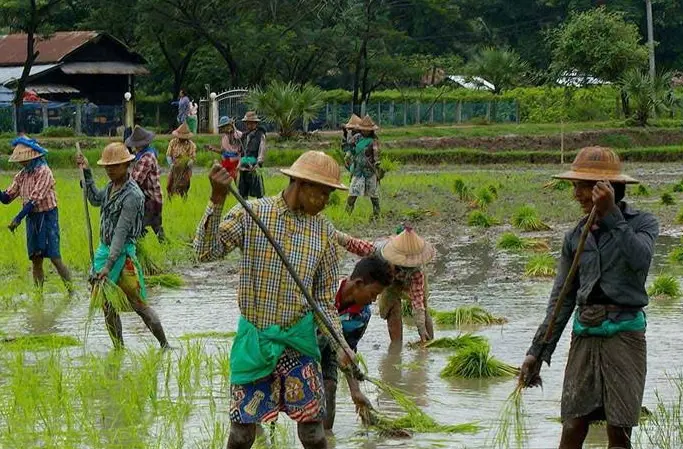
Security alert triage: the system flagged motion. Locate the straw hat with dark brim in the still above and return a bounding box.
[343,114,362,129]
[380,228,435,267]
[241,111,261,122]
[172,122,193,139]
[356,115,379,132]
[553,146,638,184]
[97,142,135,166]
[9,143,43,162]
[280,151,348,190]
[124,125,155,148]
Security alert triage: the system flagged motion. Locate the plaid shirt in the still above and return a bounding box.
[131,151,163,204]
[3,165,57,212]
[194,194,344,349]
[166,138,197,162]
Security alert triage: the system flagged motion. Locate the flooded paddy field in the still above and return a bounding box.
[1,163,683,448]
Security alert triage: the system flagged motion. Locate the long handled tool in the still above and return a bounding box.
[226,183,365,381]
[76,143,95,265]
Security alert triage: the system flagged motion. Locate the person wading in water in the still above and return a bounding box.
[239,111,266,199]
[194,151,355,449]
[166,122,197,199]
[336,226,435,345]
[77,143,170,349]
[1,136,73,295]
[344,115,381,219]
[520,146,658,449]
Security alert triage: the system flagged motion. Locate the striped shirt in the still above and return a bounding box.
[3,165,57,212]
[131,151,163,205]
[193,194,343,348]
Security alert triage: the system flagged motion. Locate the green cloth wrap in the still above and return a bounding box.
[93,242,147,300]
[230,312,321,385]
[572,310,646,337]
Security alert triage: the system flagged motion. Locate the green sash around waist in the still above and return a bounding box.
[572,310,646,337]
[93,242,147,300]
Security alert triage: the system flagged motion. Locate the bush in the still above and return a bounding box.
[41,126,76,138]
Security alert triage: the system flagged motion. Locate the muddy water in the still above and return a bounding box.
[2,234,682,449]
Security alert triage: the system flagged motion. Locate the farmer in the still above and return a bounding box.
[341,114,362,147]
[206,116,243,177]
[77,143,170,349]
[320,255,393,431]
[177,89,190,125]
[239,111,266,199]
[126,125,165,242]
[520,146,659,449]
[187,99,198,133]
[0,136,73,294]
[193,150,356,449]
[336,226,435,344]
[166,122,197,199]
[344,115,381,218]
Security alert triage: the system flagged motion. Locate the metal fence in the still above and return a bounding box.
[0,102,124,136]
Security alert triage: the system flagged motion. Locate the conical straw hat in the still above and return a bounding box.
[553,146,638,184]
[356,115,379,132]
[172,122,193,139]
[97,142,135,166]
[381,227,435,267]
[280,151,348,190]
[9,143,42,162]
[343,114,362,129]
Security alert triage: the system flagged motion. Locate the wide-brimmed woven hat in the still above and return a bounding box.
[124,125,155,148]
[381,227,435,267]
[553,146,638,184]
[218,116,235,129]
[97,142,135,166]
[343,114,362,130]
[9,136,47,162]
[241,111,261,122]
[280,151,348,190]
[356,115,379,132]
[172,122,193,139]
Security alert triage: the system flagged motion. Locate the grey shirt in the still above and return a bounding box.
[83,168,144,270]
[527,202,659,364]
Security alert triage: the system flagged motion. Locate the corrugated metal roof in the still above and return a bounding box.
[0,32,98,66]
[0,64,59,86]
[29,84,80,94]
[61,62,149,75]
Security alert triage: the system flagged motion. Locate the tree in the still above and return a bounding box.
[549,7,648,83]
[619,69,674,126]
[0,0,67,131]
[465,47,529,94]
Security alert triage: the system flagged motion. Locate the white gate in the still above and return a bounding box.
[198,89,249,133]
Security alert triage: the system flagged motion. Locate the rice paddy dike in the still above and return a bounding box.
[4,161,683,448]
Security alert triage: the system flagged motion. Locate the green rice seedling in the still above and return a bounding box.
[468,210,495,228]
[440,341,519,379]
[88,279,132,317]
[677,209,683,224]
[146,274,184,289]
[137,239,164,275]
[668,246,683,264]
[498,232,551,253]
[453,177,473,201]
[431,306,507,327]
[512,205,551,232]
[674,183,683,193]
[648,274,681,299]
[487,183,499,198]
[662,193,676,206]
[543,179,572,191]
[401,298,412,317]
[470,186,496,209]
[424,333,487,350]
[178,331,236,340]
[328,191,341,206]
[632,184,651,197]
[525,253,556,277]
[491,384,529,449]
[0,334,80,351]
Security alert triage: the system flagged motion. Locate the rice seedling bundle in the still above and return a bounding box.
[668,246,683,264]
[470,187,495,209]
[178,331,236,340]
[440,342,519,379]
[648,274,681,299]
[88,278,132,317]
[512,205,551,232]
[453,177,473,201]
[674,183,683,193]
[662,193,676,206]
[431,306,507,327]
[487,183,500,198]
[468,210,495,228]
[524,253,556,277]
[497,232,550,252]
[543,179,571,191]
[632,184,651,197]
[0,334,81,351]
[424,333,487,350]
[137,242,163,276]
[676,209,683,224]
[491,384,529,449]
[146,274,184,289]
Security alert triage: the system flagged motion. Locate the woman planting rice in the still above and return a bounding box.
[206,116,243,179]
[77,143,169,349]
[520,147,658,449]
[344,115,382,218]
[0,136,73,294]
[166,122,196,199]
[336,226,435,345]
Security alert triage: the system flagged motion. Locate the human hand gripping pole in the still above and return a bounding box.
[212,166,365,382]
[520,205,598,388]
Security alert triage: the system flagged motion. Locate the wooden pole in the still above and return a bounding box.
[76,142,95,265]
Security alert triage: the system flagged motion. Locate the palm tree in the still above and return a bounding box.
[619,69,674,126]
[466,48,529,94]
